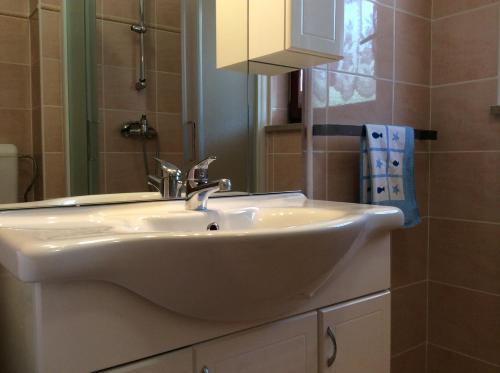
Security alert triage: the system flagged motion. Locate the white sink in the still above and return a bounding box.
[0,193,403,321]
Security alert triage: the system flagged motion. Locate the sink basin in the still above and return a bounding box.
[0,193,403,321]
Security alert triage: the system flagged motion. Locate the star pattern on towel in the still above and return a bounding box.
[392,185,400,195]
[376,159,383,169]
[392,132,400,142]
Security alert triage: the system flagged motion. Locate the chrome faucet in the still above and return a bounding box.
[148,158,183,199]
[148,155,231,210]
[184,156,231,211]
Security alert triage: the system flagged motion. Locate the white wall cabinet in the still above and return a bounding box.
[194,312,318,373]
[217,0,344,75]
[318,292,391,373]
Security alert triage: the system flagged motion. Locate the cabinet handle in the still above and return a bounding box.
[327,326,337,367]
[202,367,209,373]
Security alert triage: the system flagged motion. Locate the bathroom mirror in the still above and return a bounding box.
[0,0,263,209]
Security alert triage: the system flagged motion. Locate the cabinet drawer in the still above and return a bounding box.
[318,291,390,373]
[195,312,318,373]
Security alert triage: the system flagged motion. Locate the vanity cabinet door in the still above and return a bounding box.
[194,312,318,373]
[318,291,390,373]
[100,347,192,373]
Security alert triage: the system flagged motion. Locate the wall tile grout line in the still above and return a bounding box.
[395,8,431,22]
[0,106,33,111]
[393,79,432,88]
[97,15,181,35]
[391,3,396,126]
[426,11,435,370]
[98,2,107,193]
[391,279,427,292]
[368,0,433,21]
[428,216,500,225]
[428,280,500,298]
[37,2,47,198]
[428,150,500,154]
[431,2,500,22]
[0,61,32,67]
[0,10,29,19]
[96,16,181,34]
[101,64,181,77]
[431,76,498,89]
[428,342,500,368]
[325,72,433,89]
[391,341,427,359]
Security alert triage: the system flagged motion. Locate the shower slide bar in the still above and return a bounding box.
[131,0,147,90]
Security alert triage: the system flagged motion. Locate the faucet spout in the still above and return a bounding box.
[185,179,231,211]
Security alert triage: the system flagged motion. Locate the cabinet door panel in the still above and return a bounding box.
[195,312,317,373]
[288,0,344,57]
[101,347,192,373]
[319,292,390,373]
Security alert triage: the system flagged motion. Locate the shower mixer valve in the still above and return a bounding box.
[121,114,157,139]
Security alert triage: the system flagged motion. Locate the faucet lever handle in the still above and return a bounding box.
[187,155,216,183]
[153,158,181,176]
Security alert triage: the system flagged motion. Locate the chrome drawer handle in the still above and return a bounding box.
[327,326,337,367]
[202,367,209,373]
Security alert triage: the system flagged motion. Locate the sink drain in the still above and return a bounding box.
[207,222,220,231]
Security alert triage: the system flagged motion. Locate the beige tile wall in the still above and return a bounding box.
[96,0,182,194]
[270,74,289,125]
[4,0,68,202]
[314,2,432,371]
[266,74,306,193]
[428,1,500,371]
[266,1,433,371]
[3,0,184,200]
[5,0,185,201]
[0,0,34,202]
[253,1,500,372]
[265,130,306,193]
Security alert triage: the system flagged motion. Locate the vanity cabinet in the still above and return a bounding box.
[99,293,389,373]
[216,0,344,75]
[101,348,193,373]
[194,312,318,373]
[318,292,391,373]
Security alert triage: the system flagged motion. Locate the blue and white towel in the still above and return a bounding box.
[360,124,420,227]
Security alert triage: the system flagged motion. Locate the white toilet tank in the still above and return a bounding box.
[0,144,18,203]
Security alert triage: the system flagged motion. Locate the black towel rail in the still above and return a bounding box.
[313,124,438,140]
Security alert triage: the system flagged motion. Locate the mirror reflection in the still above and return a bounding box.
[0,0,254,209]
[0,0,347,210]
